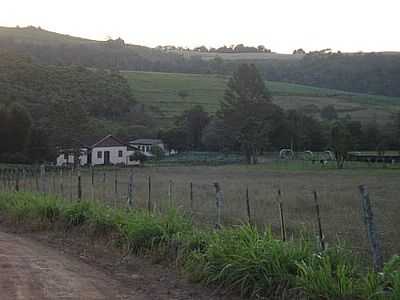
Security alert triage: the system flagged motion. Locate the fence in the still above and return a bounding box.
[0,164,397,268]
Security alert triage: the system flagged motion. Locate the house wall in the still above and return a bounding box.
[92,146,130,166]
[133,143,165,157]
[56,153,87,166]
[56,147,140,167]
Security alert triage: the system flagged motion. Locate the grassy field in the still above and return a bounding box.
[123,71,400,125]
[3,162,400,261]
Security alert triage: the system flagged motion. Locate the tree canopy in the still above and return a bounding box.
[218,64,281,164]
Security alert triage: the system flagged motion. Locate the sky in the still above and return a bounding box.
[1,0,399,53]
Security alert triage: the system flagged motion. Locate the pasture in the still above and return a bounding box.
[123,71,399,125]
[2,161,399,261]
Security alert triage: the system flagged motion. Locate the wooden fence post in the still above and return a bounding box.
[69,167,73,200]
[51,169,56,194]
[77,165,82,201]
[102,172,106,201]
[313,190,325,251]
[190,182,193,211]
[35,167,40,192]
[359,185,383,272]
[127,169,134,208]
[147,176,152,213]
[114,169,118,200]
[246,186,252,226]
[40,164,46,194]
[0,169,3,191]
[28,169,33,192]
[214,182,223,229]
[15,169,20,192]
[59,168,64,198]
[168,180,173,208]
[277,189,286,242]
[21,168,26,191]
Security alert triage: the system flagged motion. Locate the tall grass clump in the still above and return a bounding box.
[361,255,400,299]
[0,192,61,224]
[296,246,361,299]
[185,225,313,298]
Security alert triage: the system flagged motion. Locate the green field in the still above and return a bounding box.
[123,71,400,125]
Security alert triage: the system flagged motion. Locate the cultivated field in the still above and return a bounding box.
[123,71,398,125]
[2,161,400,261]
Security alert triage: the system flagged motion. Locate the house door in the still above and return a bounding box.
[104,151,110,165]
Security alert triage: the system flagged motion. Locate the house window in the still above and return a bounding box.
[97,151,102,159]
[118,150,123,157]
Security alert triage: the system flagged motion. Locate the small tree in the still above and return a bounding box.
[331,122,352,169]
[178,90,189,100]
[131,151,147,164]
[321,105,338,121]
[175,105,210,150]
[151,145,165,161]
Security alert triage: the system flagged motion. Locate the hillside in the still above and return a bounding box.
[2,26,400,97]
[123,71,400,125]
[0,26,208,73]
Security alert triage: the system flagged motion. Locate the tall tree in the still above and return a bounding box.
[218,64,280,164]
[48,98,91,165]
[6,103,32,153]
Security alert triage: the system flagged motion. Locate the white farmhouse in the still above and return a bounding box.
[129,139,165,157]
[56,135,139,166]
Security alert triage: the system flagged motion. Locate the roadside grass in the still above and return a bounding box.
[0,192,399,299]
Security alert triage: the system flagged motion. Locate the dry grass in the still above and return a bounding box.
[4,162,400,260]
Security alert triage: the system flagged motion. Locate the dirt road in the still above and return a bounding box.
[0,231,145,299]
[0,230,234,300]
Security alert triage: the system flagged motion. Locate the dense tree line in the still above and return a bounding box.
[191,44,272,53]
[162,64,400,166]
[256,52,400,97]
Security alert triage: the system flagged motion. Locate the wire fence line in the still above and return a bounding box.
[0,164,397,267]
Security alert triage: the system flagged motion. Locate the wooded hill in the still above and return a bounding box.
[2,26,400,98]
[0,51,157,162]
[0,51,135,122]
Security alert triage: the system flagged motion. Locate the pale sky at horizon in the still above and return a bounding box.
[1,0,399,53]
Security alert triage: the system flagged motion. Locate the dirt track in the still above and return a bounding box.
[0,230,235,300]
[0,231,144,299]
